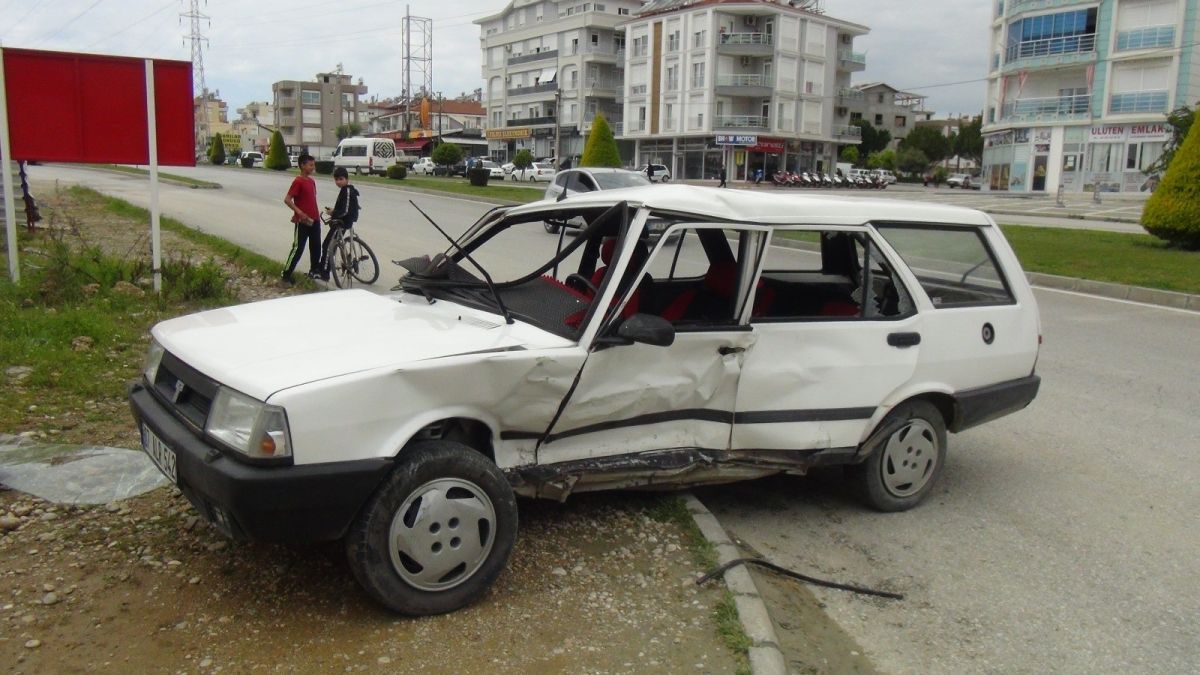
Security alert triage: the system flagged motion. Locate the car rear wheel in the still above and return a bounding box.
[345,440,517,616]
[544,221,560,234]
[851,401,946,512]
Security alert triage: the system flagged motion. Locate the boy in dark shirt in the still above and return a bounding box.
[314,167,361,281]
[281,153,320,284]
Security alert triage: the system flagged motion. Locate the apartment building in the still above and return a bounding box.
[475,0,644,162]
[845,82,934,148]
[272,72,368,155]
[619,0,867,181]
[983,0,1199,193]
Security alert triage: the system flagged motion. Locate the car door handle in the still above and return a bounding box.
[887,332,921,348]
[718,346,745,356]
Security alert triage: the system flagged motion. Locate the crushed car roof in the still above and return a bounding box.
[506,184,994,227]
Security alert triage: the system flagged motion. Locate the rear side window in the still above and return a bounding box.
[874,224,1014,307]
[342,144,367,157]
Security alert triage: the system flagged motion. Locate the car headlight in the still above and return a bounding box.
[143,339,165,384]
[205,386,292,459]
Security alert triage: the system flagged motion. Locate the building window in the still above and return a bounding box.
[693,30,707,48]
[591,32,600,45]
[618,7,629,15]
[633,36,648,57]
[638,106,647,131]
[666,65,679,91]
[301,90,320,105]
[877,93,884,103]
[668,31,680,51]
[691,62,705,88]
[874,114,883,126]
[1005,8,1098,62]
[895,115,907,127]
[570,70,578,89]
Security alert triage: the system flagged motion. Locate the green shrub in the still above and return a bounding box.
[432,142,463,168]
[1142,116,1200,249]
[208,135,226,166]
[581,113,620,168]
[314,161,335,175]
[266,130,290,171]
[513,149,534,170]
[387,165,407,180]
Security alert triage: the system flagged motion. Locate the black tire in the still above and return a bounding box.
[544,221,560,234]
[345,440,518,616]
[347,235,380,285]
[851,400,947,512]
[661,176,670,183]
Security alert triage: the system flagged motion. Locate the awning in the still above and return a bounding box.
[396,139,431,151]
[539,67,556,83]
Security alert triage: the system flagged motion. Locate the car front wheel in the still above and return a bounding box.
[345,440,517,616]
[544,221,560,234]
[851,400,947,512]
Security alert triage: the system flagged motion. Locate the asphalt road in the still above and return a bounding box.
[701,290,1200,673]
[30,164,1199,673]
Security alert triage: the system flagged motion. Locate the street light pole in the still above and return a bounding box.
[554,89,562,166]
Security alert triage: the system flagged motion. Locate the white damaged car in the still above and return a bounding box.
[130,185,1041,615]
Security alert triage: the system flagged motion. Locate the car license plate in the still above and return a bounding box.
[141,424,178,483]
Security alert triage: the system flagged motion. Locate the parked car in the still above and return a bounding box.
[478,159,505,179]
[640,163,671,182]
[870,169,897,185]
[542,168,653,234]
[511,162,556,182]
[288,153,300,166]
[501,162,515,176]
[130,184,1041,616]
[240,151,264,167]
[947,173,980,189]
[411,157,436,176]
[333,137,402,176]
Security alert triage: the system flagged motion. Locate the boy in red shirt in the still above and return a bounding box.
[281,153,320,283]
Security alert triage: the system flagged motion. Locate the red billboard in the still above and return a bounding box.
[2,48,194,166]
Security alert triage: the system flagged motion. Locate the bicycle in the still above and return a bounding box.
[321,214,380,288]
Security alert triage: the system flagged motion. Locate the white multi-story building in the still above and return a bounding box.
[982,0,1199,193]
[476,0,645,163]
[619,0,867,181]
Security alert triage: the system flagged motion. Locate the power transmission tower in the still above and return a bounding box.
[401,6,432,135]
[181,0,211,157]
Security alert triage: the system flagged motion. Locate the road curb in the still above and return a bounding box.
[1025,271,1200,311]
[683,493,787,675]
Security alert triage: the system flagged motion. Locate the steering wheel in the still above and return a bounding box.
[565,273,598,296]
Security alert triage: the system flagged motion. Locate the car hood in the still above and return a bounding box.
[152,290,571,400]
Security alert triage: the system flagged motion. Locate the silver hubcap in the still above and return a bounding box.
[388,478,497,591]
[879,419,938,498]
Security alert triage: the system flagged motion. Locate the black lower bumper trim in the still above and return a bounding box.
[950,374,1041,433]
[129,383,393,543]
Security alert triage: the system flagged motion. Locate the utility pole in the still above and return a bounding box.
[181,0,210,158]
[554,89,562,165]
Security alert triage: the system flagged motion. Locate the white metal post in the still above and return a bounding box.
[145,60,162,292]
[0,48,19,283]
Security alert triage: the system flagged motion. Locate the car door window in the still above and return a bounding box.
[873,224,1014,307]
[554,172,571,189]
[752,230,913,321]
[569,173,598,192]
[641,226,765,329]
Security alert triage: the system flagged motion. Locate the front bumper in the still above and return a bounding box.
[129,382,393,542]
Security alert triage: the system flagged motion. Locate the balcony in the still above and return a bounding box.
[715,74,773,98]
[717,32,774,57]
[833,125,862,139]
[508,49,558,66]
[836,87,864,101]
[507,116,556,127]
[1004,33,1096,70]
[837,49,867,72]
[507,82,559,97]
[583,78,623,96]
[1109,90,1169,114]
[715,115,769,129]
[1000,93,1091,123]
[1116,25,1175,51]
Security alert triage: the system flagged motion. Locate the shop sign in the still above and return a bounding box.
[1089,125,1126,142]
[532,127,556,138]
[985,131,1014,147]
[748,138,786,153]
[1128,123,1170,142]
[716,134,757,145]
[486,127,532,140]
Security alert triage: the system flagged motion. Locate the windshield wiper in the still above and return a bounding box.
[409,201,514,325]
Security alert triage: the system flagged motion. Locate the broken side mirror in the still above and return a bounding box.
[615,313,675,347]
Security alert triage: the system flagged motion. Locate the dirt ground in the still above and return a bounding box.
[0,184,742,674]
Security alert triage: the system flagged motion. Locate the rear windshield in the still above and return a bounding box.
[593,173,651,190]
[873,224,1014,307]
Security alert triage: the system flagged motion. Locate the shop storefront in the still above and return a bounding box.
[983,122,1169,194]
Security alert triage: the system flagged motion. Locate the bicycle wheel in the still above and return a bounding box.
[346,235,380,285]
[331,238,352,289]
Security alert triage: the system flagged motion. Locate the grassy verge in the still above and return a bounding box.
[91,164,221,189]
[351,173,545,204]
[998,225,1199,294]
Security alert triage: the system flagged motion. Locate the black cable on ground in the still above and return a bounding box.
[696,557,904,600]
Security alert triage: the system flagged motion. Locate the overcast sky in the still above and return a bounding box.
[1,0,991,117]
